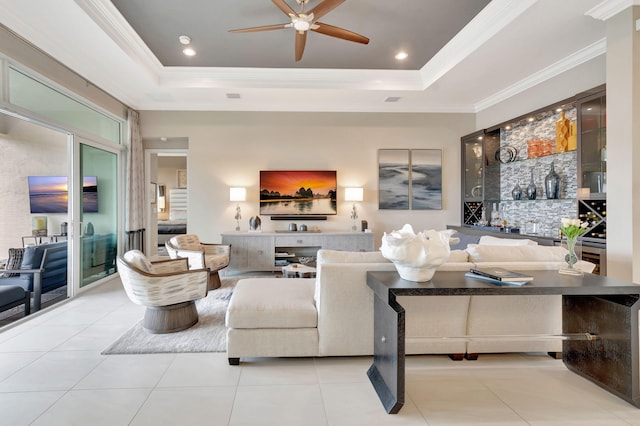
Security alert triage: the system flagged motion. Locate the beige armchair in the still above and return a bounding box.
[117,250,209,334]
[165,234,230,290]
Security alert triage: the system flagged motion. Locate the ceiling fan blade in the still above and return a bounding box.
[229,23,289,33]
[295,31,307,62]
[272,0,296,17]
[308,0,345,21]
[312,22,369,44]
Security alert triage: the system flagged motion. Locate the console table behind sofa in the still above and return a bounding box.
[366,270,640,413]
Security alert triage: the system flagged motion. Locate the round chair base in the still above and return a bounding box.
[208,271,222,290]
[142,301,198,334]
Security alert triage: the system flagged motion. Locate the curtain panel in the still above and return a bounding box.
[125,109,145,251]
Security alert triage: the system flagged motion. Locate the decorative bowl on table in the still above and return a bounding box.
[380,224,454,282]
[298,256,314,266]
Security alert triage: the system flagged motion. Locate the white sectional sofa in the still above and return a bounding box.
[225,239,595,365]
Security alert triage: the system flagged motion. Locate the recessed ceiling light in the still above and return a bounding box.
[183,47,196,56]
[395,51,408,60]
[179,35,191,45]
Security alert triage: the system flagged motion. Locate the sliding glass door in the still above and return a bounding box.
[76,141,118,288]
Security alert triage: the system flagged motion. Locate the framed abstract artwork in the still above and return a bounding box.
[410,149,442,210]
[378,149,410,210]
[378,149,442,210]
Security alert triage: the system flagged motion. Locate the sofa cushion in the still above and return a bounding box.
[227,278,317,329]
[465,244,567,263]
[448,249,469,263]
[478,235,538,246]
[317,249,388,264]
[19,241,67,287]
[0,285,28,308]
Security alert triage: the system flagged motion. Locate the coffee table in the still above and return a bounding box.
[281,264,316,278]
[366,270,640,414]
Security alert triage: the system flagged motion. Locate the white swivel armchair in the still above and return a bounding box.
[117,250,209,334]
[165,234,230,290]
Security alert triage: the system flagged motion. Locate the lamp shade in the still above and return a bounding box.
[345,187,364,202]
[229,187,246,202]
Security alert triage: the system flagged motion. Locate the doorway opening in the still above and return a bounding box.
[144,139,188,258]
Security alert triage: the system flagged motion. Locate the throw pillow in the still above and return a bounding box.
[449,232,481,250]
[1,248,25,278]
[123,250,153,273]
[465,244,567,263]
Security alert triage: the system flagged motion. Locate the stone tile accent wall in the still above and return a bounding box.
[495,108,578,234]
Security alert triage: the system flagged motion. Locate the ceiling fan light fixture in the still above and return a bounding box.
[293,20,310,31]
[228,0,369,61]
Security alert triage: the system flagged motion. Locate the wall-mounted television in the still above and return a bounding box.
[260,170,337,217]
[28,176,98,213]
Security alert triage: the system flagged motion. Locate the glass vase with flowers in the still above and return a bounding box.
[559,218,589,275]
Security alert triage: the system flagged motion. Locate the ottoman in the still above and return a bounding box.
[225,278,318,365]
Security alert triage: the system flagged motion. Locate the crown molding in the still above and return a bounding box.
[419,0,537,89]
[157,67,423,91]
[474,38,606,112]
[586,0,640,21]
[74,0,163,80]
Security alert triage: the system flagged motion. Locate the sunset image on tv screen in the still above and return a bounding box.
[259,170,337,216]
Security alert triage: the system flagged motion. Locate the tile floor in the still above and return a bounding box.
[0,277,639,425]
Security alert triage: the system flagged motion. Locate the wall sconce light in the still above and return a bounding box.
[344,187,364,231]
[229,187,246,231]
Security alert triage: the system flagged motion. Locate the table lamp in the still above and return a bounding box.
[229,187,246,231]
[345,187,364,231]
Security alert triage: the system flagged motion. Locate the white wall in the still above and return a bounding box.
[140,111,475,245]
[476,56,606,130]
[0,114,68,256]
[605,6,640,282]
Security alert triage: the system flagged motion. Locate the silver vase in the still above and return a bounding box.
[526,168,537,200]
[545,161,560,199]
[511,183,522,200]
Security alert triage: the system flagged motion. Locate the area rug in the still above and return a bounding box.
[102,276,241,355]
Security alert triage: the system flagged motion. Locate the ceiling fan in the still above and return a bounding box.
[229,0,369,62]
